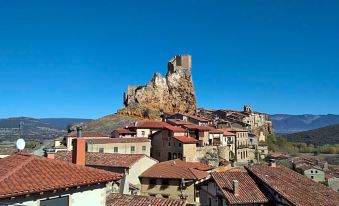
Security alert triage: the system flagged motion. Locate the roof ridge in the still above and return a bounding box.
[0,153,34,183]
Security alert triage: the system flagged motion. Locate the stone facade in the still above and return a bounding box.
[119,55,196,118]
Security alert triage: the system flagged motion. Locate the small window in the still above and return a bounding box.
[131,146,135,153]
[162,179,169,185]
[162,195,169,198]
[150,194,156,197]
[149,179,156,185]
[315,170,318,173]
[142,146,146,151]
[99,148,104,153]
[311,170,314,173]
[114,147,118,153]
[311,176,314,179]
[168,142,171,147]
[179,143,182,147]
[141,131,145,137]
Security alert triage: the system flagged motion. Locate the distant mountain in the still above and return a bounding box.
[270,114,339,134]
[0,117,92,142]
[283,124,339,145]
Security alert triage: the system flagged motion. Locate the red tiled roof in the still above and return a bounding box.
[68,131,109,137]
[91,137,150,144]
[106,193,186,206]
[0,153,122,199]
[179,113,210,122]
[173,136,199,144]
[182,124,211,131]
[55,152,153,168]
[0,147,32,155]
[246,165,339,206]
[211,170,271,205]
[129,121,186,132]
[140,159,209,180]
[166,119,193,126]
[219,129,236,136]
[113,128,136,134]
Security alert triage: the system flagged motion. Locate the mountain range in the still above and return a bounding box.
[0,117,91,143]
[269,114,339,134]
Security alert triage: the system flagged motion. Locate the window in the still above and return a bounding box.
[311,176,314,179]
[131,146,135,153]
[99,148,104,153]
[168,152,172,160]
[162,179,169,185]
[179,143,182,147]
[315,170,318,173]
[150,194,156,197]
[178,153,182,160]
[311,170,314,173]
[162,195,169,198]
[141,131,145,137]
[114,147,118,153]
[173,153,177,159]
[168,142,171,147]
[149,179,156,185]
[142,146,146,151]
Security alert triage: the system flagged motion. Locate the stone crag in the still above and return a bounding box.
[119,55,196,118]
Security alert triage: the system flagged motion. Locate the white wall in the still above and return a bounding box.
[4,184,107,206]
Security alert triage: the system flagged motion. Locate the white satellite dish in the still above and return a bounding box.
[16,138,26,151]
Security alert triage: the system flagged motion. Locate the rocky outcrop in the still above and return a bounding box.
[119,55,196,118]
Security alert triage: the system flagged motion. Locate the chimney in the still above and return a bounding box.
[269,159,276,168]
[233,180,239,196]
[46,152,55,160]
[72,126,86,166]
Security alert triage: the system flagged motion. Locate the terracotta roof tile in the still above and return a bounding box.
[113,128,136,134]
[173,136,199,144]
[246,165,339,206]
[91,137,150,144]
[129,121,186,132]
[140,159,209,180]
[166,119,193,126]
[182,124,211,131]
[106,193,186,206]
[0,153,122,199]
[220,127,248,133]
[211,171,271,204]
[55,152,152,168]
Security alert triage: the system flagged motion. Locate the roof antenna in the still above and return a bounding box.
[16,121,26,152]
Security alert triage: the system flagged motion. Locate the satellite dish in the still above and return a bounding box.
[16,138,26,151]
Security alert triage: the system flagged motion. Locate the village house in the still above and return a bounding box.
[150,128,199,162]
[220,128,254,163]
[294,164,325,182]
[139,159,211,204]
[111,128,136,138]
[165,112,211,126]
[87,137,151,156]
[54,152,158,192]
[127,121,183,138]
[0,152,122,206]
[66,130,109,151]
[200,168,272,206]
[200,162,339,206]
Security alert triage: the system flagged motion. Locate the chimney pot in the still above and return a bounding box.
[76,126,83,138]
[233,180,239,196]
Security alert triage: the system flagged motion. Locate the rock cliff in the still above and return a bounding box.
[119,55,196,118]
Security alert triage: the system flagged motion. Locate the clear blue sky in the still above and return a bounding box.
[0,0,338,119]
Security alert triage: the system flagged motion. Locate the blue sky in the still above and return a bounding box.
[0,0,338,119]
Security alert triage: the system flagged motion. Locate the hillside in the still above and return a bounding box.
[0,117,91,142]
[284,124,339,144]
[80,114,142,135]
[270,114,339,134]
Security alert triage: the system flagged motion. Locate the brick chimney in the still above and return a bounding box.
[269,159,276,168]
[233,180,239,196]
[72,127,86,166]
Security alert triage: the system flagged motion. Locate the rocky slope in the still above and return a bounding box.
[119,55,196,118]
